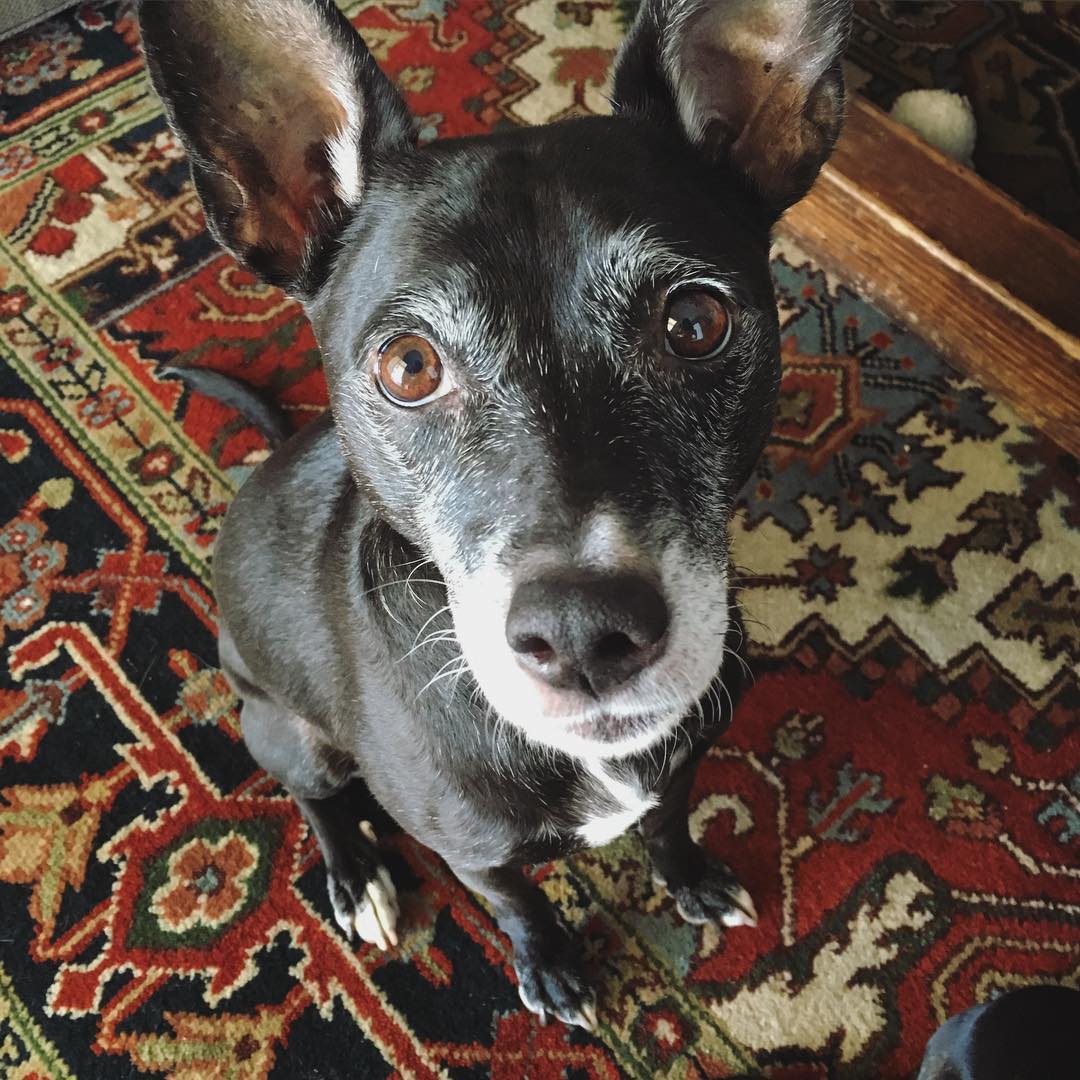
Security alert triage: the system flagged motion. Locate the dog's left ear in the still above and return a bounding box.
[137,0,414,297]
[613,0,852,216]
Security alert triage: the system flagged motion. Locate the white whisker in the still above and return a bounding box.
[414,654,469,701]
[410,603,452,647]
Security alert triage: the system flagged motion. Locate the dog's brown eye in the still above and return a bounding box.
[664,288,731,360]
[377,335,445,406]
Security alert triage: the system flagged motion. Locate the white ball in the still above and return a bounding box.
[889,89,977,166]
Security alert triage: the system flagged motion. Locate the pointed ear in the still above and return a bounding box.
[612,0,852,215]
[137,0,414,297]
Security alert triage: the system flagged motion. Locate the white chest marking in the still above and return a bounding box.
[575,761,658,848]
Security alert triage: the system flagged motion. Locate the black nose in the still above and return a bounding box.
[505,572,669,697]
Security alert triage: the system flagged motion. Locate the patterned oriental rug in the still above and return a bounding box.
[1,3,1078,1079]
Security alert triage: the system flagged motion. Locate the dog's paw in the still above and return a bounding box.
[668,861,757,928]
[326,823,400,950]
[514,948,597,1031]
[329,862,399,949]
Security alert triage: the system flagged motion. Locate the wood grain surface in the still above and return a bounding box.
[778,95,1080,458]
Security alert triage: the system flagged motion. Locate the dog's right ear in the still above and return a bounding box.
[137,0,413,298]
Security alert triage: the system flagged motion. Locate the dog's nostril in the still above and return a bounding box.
[593,631,636,663]
[518,635,555,664]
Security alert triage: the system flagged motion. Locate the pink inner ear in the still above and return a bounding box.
[180,0,362,274]
[279,96,352,238]
[663,0,847,204]
[214,85,353,270]
[732,75,808,181]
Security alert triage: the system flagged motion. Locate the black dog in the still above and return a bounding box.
[918,985,1080,1080]
[138,0,851,1027]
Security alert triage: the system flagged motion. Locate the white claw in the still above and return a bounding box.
[517,980,596,1030]
[721,885,758,928]
[352,865,400,950]
[518,983,551,1026]
[676,884,759,927]
[675,900,710,925]
[331,902,353,939]
[579,1002,599,1030]
[358,820,378,844]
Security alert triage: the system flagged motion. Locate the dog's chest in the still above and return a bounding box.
[572,760,659,848]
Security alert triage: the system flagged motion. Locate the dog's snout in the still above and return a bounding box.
[505,572,668,697]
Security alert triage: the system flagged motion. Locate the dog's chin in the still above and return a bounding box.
[567,711,652,744]
[561,709,681,758]
[493,691,687,760]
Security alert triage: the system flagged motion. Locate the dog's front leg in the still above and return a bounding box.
[455,864,596,1029]
[233,686,400,951]
[641,764,757,929]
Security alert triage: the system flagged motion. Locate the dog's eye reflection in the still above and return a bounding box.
[376,335,445,406]
[664,288,731,360]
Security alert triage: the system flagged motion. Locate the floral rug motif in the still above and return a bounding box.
[0,4,1077,1079]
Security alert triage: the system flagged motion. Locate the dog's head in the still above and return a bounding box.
[141,0,851,758]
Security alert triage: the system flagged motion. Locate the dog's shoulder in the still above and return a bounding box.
[212,413,376,721]
[215,413,370,593]
[223,412,352,535]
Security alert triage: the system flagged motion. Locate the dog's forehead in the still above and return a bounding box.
[396,216,714,375]
[321,118,769,376]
